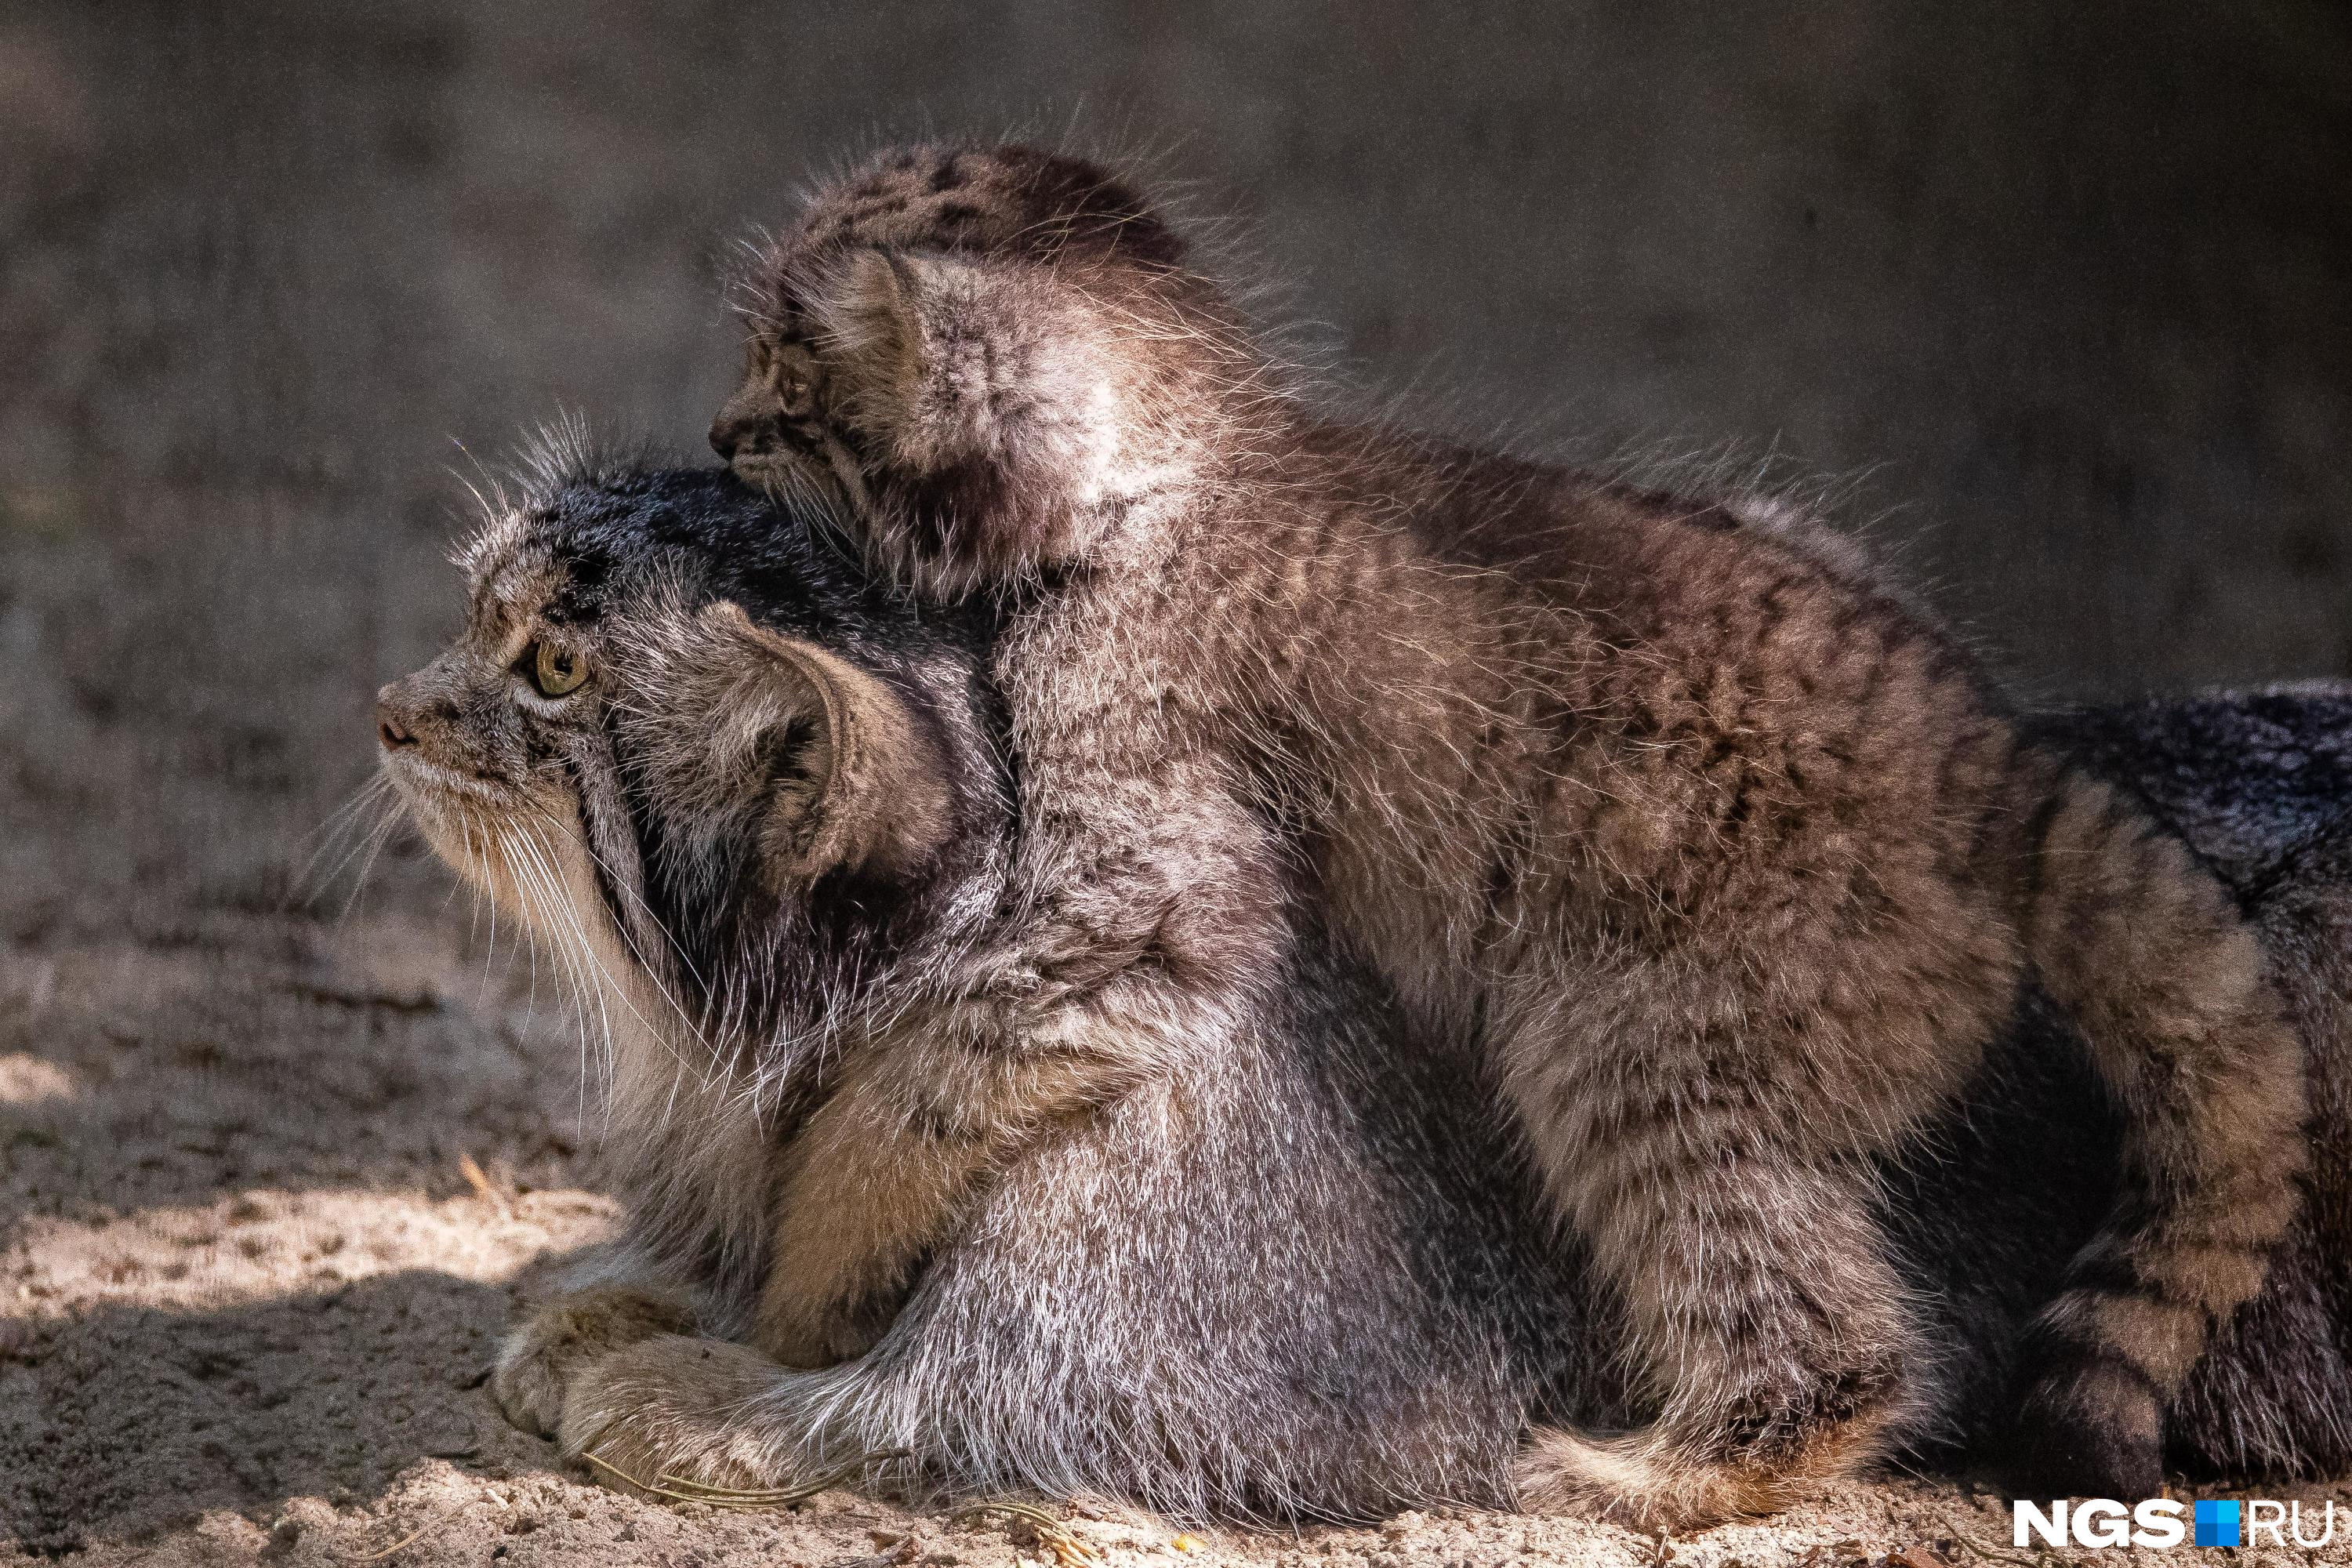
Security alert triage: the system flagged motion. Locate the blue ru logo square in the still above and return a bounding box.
[2195,1499,2241,1548]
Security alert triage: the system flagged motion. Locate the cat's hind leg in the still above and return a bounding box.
[1508,1155,1929,1528]
[1497,951,1974,1528]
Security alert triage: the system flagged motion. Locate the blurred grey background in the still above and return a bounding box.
[2,0,2350,920]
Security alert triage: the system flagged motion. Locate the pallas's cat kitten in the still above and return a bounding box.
[708,143,2306,1523]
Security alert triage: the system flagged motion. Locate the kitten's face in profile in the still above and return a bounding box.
[708,331,832,506]
[375,461,993,1048]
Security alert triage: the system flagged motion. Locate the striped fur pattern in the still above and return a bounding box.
[708,143,2307,1525]
[2022,691,2352,1482]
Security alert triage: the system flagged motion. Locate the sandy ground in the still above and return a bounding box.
[9,892,2351,1568]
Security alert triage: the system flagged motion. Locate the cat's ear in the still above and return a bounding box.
[699,601,953,890]
[802,246,1144,586]
[805,246,990,462]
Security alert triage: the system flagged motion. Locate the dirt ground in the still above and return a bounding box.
[7,862,2350,1567]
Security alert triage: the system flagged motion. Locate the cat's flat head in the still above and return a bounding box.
[713,143,1178,471]
[711,143,1245,590]
[376,456,1004,1054]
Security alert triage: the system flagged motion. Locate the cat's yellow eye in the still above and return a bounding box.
[771,343,818,418]
[531,641,590,698]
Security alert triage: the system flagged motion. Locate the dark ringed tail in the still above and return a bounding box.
[2010,757,2308,1491]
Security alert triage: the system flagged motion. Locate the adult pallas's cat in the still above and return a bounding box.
[707,144,2304,1524]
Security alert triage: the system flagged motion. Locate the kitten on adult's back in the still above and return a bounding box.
[711,143,2303,1525]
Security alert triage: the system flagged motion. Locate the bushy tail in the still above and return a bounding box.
[2011,760,2308,1492]
[2256,817,2352,1348]
[2169,808,2352,1478]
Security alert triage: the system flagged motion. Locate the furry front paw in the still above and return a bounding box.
[492,1287,695,1439]
[558,1334,796,1496]
[2006,1358,2164,1501]
[1515,1426,1790,1532]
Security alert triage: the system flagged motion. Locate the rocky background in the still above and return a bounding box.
[2,3,2348,1564]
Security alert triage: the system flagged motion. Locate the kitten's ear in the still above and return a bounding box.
[699,601,953,889]
[805,247,978,460]
[809,245,1105,469]
[802,246,1142,586]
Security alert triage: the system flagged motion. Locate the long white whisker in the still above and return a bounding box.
[524,831,608,1123]
[516,822,673,1124]
[480,825,501,1006]
[456,808,486,940]
[529,800,717,1023]
[292,773,396,908]
[335,803,404,924]
[510,824,606,1103]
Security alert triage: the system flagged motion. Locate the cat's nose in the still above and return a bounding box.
[709,410,753,460]
[376,684,420,751]
[710,381,781,462]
